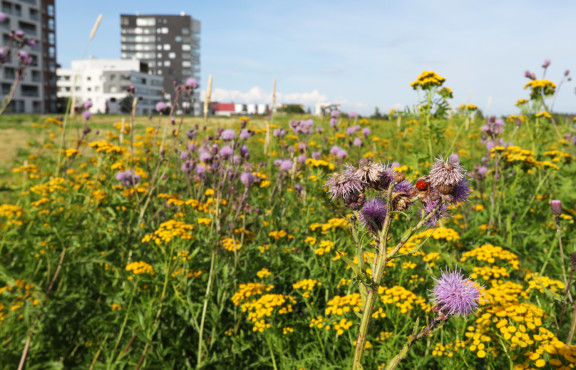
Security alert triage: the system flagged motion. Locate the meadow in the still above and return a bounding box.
[1,69,576,370]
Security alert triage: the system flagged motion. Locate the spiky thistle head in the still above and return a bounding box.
[428,155,466,188]
[430,268,483,317]
[359,197,387,233]
[325,164,364,201]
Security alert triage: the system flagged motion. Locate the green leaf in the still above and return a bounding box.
[338,251,365,279]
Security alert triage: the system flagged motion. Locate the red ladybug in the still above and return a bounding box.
[416,179,428,191]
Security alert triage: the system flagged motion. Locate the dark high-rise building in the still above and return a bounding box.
[120,12,201,101]
[0,0,57,113]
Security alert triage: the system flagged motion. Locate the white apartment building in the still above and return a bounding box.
[56,59,164,115]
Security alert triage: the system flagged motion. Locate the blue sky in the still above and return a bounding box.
[57,0,576,115]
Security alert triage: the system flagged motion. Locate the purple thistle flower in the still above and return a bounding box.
[362,127,371,138]
[329,118,338,128]
[359,197,388,233]
[428,155,466,188]
[198,150,212,162]
[156,102,168,112]
[394,180,414,194]
[231,155,242,164]
[325,165,364,201]
[430,268,482,317]
[181,160,193,173]
[240,172,255,187]
[542,59,551,68]
[423,198,449,228]
[330,110,340,118]
[551,200,562,216]
[82,110,92,120]
[273,128,287,138]
[346,127,355,135]
[179,151,189,160]
[312,151,322,160]
[187,142,197,152]
[239,145,249,158]
[84,100,93,109]
[452,179,471,204]
[195,164,206,175]
[221,129,236,141]
[279,159,293,172]
[115,170,141,187]
[219,145,234,159]
[353,137,362,147]
[330,145,342,155]
[185,78,199,89]
[349,111,358,119]
[298,154,307,163]
[186,130,196,139]
[239,129,252,140]
[0,12,6,22]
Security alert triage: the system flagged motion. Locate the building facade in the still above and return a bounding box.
[57,59,164,115]
[0,0,57,113]
[120,13,200,101]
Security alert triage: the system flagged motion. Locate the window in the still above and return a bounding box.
[48,19,55,31]
[182,44,191,51]
[19,21,37,36]
[48,32,55,44]
[1,83,11,94]
[181,28,189,34]
[4,67,15,79]
[164,61,171,67]
[110,74,116,81]
[47,4,54,16]
[29,8,39,21]
[136,18,155,26]
[168,52,175,59]
[163,44,170,50]
[95,87,100,92]
[175,36,182,42]
[182,61,191,67]
[21,84,39,97]
[31,70,41,82]
[109,86,118,93]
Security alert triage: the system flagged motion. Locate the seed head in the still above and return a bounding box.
[429,156,466,188]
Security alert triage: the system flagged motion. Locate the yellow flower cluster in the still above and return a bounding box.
[309,218,349,232]
[524,79,556,97]
[30,177,66,196]
[305,158,335,170]
[269,230,287,240]
[325,294,362,315]
[411,227,460,243]
[257,268,272,278]
[222,237,242,252]
[0,280,40,321]
[171,268,202,279]
[535,111,552,119]
[432,340,467,357]
[88,140,127,154]
[461,244,520,269]
[470,266,510,283]
[516,98,529,106]
[459,104,478,111]
[283,327,294,335]
[309,315,354,335]
[125,261,155,275]
[231,283,274,306]
[410,71,446,89]
[293,279,322,298]
[0,204,24,220]
[12,164,41,174]
[141,219,194,245]
[315,240,334,255]
[113,122,131,134]
[378,286,430,314]
[507,114,526,123]
[544,150,573,164]
[241,294,296,332]
[524,273,565,294]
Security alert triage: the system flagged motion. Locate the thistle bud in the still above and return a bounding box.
[551,200,562,216]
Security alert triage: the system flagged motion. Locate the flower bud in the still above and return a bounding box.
[551,200,562,216]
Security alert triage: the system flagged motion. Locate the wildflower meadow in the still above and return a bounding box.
[1,62,576,369]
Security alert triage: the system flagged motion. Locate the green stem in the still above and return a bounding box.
[197,247,217,368]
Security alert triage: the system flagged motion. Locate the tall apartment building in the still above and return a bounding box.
[120,12,200,101]
[56,59,164,115]
[0,0,56,113]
